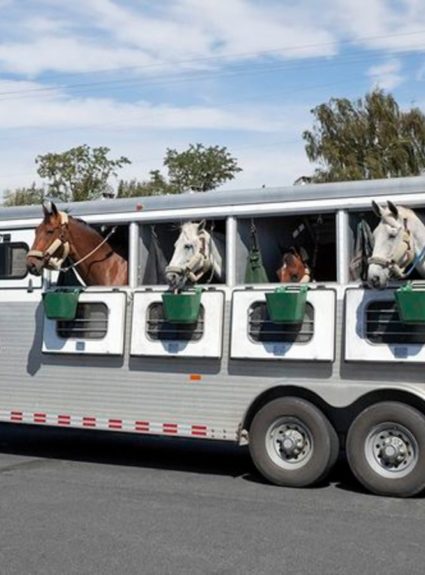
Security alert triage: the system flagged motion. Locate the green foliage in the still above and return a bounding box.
[36,145,131,202]
[117,170,177,198]
[164,143,242,192]
[303,89,425,182]
[2,142,241,207]
[3,183,45,207]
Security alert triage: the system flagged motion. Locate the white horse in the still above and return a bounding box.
[165,221,224,290]
[368,200,425,289]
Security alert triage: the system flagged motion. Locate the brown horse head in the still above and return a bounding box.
[277,247,311,283]
[27,200,70,276]
[27,200,128,285]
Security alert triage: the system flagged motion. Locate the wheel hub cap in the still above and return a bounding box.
[380,436,408,466]
[278,429,306,458]
[265,418,313,470]
[365,422,418,478]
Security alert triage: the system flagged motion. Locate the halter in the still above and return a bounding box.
[368,219,415,279]
[165,230,213,284]
[27,211,70,270]
[28,211,117,273]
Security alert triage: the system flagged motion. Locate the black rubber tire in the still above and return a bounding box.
[346,402,425,498]
[249,397,339,488]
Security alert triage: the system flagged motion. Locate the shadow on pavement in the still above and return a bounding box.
[2,423,422,497]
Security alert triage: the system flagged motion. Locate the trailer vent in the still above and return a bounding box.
[147,303,204,342]
[248,302,314,343]
[366,300,425,344]
[57,303,108,340]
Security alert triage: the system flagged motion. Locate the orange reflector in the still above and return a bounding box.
[190,374,202,382]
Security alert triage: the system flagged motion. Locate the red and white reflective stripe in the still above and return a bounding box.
[108,419,122,430]
[2,410,215,438]
[135,420,149,432]
[191,425,208,437]
[33,413,46,423]
[163,423,178,434]
[82,416,96,428]
[11,411,23,422]
[57,415,71,426]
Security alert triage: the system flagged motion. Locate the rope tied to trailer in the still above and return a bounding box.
[349,218,374,281]
[244,219,268,284]
[60,226,117,273]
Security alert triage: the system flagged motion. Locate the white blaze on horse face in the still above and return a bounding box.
[166,223,207,289]
[368,211,404,289]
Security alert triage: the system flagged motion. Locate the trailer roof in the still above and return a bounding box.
[1,175,425,221]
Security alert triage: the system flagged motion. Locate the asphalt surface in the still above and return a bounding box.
[0,424,424,575]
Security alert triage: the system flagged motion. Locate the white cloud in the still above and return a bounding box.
[0,79,305,132]
[1,0,425,197]
[0,0,339,77]
[367,59,404,90]
[330,0,425,52]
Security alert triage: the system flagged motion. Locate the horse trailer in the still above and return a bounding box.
[1,175,425,497]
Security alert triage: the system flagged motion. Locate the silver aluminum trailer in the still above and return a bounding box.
[1,175,425,497]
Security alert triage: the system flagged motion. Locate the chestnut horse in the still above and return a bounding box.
[27,200,127,286]
[276,247,311,283]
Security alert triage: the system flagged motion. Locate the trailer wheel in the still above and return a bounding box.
[249,397,339,487]
[346,402,425,497]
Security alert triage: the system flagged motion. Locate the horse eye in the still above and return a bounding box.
[184,243,193,251]
[46,230,54,235]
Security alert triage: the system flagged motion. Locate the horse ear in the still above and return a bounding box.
[42,199,52,217]
[197,219,207,232]
[371,201,383,218]
[387,201,399,219]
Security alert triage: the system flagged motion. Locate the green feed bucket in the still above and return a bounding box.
[395,284,425,324]
[265,286,308,324]
[43,290,80,321]
[162,289,202,324]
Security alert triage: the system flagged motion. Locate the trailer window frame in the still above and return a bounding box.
[0,241,29,280]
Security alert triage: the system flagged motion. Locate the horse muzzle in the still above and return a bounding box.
[367,264,390,290]
[26,256,44,276]
[165,268,188,290]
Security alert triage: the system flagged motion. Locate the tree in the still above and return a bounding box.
[117,144,242,198]
[117,170,176,198]
[3,183,45,207]
[302,89,425,182]
[164,144,242,192]
[36,145,131,202]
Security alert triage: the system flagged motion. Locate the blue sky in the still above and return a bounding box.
[0,0,424,196]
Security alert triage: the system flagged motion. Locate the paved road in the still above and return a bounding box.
[0,424,424,575]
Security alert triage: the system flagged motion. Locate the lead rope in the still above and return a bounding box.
[400,244,425,279]
[205,222,217,284]
[59,226,117,273]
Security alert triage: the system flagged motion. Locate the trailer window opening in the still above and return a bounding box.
[237,213,337,285]
[366,301,425,344]
[139,220,226,286]
[248,302,314,343]
[57,303,108,339]
[0,242,28,280]
[146,303,204,342]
